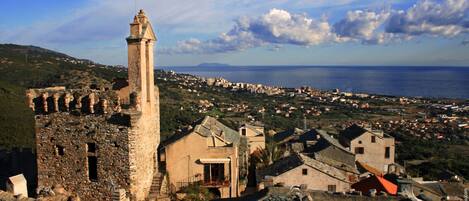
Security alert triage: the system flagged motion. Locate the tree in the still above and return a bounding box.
[252,140,284,168]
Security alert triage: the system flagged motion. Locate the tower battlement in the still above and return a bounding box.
[26,87,119,115]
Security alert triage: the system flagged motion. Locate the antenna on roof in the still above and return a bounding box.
[303,115,307,131]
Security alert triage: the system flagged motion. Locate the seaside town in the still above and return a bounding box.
[0,8,468,201]
[161,70,468,141]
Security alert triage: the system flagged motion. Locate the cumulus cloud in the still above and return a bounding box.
[162,8,336,54]
[386,0,469,37]
[247,9,335,45]
[333,10,391,43]
[163,0,469,54]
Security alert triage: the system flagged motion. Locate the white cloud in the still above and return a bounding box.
[165,0,469,54]
[386,0,469,37]
[333,10,390,43]
[249,9,335,45]
[162,8,336,54]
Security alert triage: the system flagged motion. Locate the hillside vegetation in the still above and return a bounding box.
[0,44,467,180]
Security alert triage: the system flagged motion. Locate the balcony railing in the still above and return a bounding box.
[177,174,203,189]
[201,179,230,187]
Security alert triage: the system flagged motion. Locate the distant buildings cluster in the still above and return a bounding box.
[205,77,285,96]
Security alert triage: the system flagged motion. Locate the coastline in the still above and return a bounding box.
[159,66,469,100]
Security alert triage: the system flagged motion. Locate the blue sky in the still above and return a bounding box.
[0,0,468,66]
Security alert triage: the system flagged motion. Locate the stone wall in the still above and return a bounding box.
[35,112,131,201]
[128,100,159,200]
[31,85,160,201]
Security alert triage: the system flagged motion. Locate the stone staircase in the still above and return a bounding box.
[146,172,170,201]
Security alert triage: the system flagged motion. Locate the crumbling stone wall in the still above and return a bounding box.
[35,110,132,201]
[27,85,160,201]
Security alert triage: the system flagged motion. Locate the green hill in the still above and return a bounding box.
[0,44,201,148]
[0,44,126,149]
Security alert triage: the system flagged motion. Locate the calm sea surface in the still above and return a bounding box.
[159,66,469,99]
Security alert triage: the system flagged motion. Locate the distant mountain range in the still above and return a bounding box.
[197,63,231,67]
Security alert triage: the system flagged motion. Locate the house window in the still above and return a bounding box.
[302,168,308,175]
[203,163,225,184]
[355,147,364,154]
[385,147,390,159]
[87,143,96,153]
[328,185,337,192]
[371,136,376,143]
[87,156,98,181]
[55,145,65,156]
[242,128,246,136]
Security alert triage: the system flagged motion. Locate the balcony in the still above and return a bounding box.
[201,179,230,187]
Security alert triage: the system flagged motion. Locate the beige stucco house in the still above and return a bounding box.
[257,153,356,192]
[239,123,265,154]
[339,124,395,173]
[159,116,241,198]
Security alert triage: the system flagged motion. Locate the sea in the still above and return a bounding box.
[159,66,469,99]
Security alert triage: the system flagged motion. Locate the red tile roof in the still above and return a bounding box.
[357,161,383,176]
[352,175,398,195]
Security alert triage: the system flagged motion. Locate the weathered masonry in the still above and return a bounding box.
[26,10,160,201]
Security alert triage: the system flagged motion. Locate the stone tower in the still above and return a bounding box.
[27,10,160,201]
[125,9,161,201]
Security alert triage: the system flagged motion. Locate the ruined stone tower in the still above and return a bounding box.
[27,10,160,201]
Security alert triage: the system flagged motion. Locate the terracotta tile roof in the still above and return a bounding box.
[352,175,397,195]
[356,161,383,176]
[377,176,398,195]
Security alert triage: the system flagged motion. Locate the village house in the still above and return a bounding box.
[308,130,359,178]
[239,123,265,154]
[257,129,360,193]
[272,128,309,153]
[158,116,243,198]
[339,124,395,173]
[257,153,356,192]
[397,179,467,201]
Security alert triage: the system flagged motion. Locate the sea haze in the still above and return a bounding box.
[159,66,469,99]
